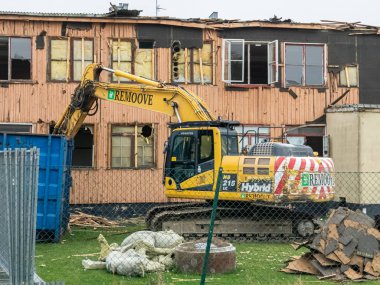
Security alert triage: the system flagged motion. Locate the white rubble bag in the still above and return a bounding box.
[83,230,184,277]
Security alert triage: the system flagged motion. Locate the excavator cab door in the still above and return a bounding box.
[165,129,215,190]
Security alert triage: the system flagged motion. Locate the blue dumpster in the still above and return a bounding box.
[0,133,73,242]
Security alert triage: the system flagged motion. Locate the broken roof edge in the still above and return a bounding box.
[326,104,380,112]
[0,11,379,32]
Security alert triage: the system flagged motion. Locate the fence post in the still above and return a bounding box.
[200,167,223,285]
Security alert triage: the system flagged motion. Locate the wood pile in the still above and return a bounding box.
[283,207,380,281]
[69,212,120,228]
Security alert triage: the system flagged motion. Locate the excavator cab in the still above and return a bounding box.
[164,121,239,192]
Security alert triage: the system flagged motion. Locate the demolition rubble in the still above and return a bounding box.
[283,207,380,281]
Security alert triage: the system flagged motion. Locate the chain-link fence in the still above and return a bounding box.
[4,165,380,284]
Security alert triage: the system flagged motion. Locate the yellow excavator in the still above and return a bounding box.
[54,63,335,240]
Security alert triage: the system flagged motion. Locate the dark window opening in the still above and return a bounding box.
[244,44,268,84]
[305,136,323,157]
[0,37,31,81]
[72,126,94,168]
[0,124,32,133]
[139,40,154,49]
[0,38,9,80]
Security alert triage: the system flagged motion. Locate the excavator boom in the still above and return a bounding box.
[54,63,215,138]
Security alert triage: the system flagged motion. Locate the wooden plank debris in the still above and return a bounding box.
[69,211,121,228]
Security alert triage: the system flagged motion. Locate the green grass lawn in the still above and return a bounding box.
[35,226,373,285]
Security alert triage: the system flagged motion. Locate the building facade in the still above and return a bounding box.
[1,11,374,205]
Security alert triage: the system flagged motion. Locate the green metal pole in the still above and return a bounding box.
[200,167,223,285]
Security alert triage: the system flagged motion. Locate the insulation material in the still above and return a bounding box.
[283,207,380,281]
[83,231,184,277]
[73,39,93,81]
[339,66,359,87]
[193,43,212,84]
[112,41,132,82]
[50,39,68,80]
[135,49,153,79]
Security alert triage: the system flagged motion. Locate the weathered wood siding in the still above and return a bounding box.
[0,18,359,204]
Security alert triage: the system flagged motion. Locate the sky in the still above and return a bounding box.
[1,0,379,26]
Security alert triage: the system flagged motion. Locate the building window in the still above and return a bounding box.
[284,43,326,87]
[111,39,154,82]
[222,40,278,84]
[72,125,94,168]
[339,65,359,87]
[0,37,31,81]
[235,125,270,152]
[285,125,325,156]
[172,43,212,84]
[0,123,32,133]
[49,38,93,81]
[111,124,155,168]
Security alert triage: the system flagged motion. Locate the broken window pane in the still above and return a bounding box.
[285,65,303,86]
[111,124,155,168]
[0,37,8,80]
[10,38,29,80]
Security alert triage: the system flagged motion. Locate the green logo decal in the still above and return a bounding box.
[241,193,246,199]
[108,90,115,100]
[301,173,310,187]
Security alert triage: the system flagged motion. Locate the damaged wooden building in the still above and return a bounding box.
[0,9,378,206]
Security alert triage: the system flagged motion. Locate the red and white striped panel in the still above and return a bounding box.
[274,156,334,200]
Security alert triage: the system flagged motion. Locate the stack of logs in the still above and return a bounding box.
[283,207,380,281]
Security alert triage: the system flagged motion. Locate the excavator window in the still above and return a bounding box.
[199,133,213,162]
[171,135,196,163]
[221,135,238,156]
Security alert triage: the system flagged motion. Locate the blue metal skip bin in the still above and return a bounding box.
[0,133,73,242]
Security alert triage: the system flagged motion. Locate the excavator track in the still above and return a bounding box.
[146,203,314,242]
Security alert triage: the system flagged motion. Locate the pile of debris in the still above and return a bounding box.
[69,211,120,228]
[283,207,380,281]
[82,230,184,277]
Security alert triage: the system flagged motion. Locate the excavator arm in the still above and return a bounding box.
[53,63,216,138]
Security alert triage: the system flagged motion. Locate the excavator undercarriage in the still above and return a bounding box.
[146,201,324,242]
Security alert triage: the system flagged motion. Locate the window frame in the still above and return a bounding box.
[110,38,135,82]
[283,42,327,87]
[71,38,94,82]
[222,39,279,85]
[0,36,32,82]
[71,124,95,169]
[110,123,156,169]
[339,64,359,87]
[171,41,213,84]
[0,123,33,133]
[234,125,270,151]
[47,37,94,82]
